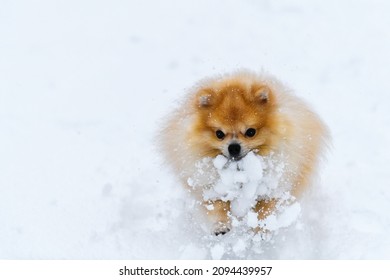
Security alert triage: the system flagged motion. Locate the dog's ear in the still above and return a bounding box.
[197,89,214,107]
[254,85,270,104]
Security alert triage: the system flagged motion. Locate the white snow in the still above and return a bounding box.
[1,0,390,259]
[246,211,259,228]
[201,152,291,219]
[259,202,302,231]
[210,244,225,260]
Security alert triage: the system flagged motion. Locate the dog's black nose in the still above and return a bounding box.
[228,143,241,158]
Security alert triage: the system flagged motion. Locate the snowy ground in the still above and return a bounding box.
[1,0,390,259]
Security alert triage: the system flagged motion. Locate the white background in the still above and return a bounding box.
[1,0,389,259]
[0,260,389,279]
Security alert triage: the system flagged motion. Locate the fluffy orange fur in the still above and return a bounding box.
[160,71,329,235]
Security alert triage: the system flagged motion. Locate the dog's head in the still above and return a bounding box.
[189,72,280,160]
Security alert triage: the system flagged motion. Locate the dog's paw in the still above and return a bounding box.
[213,223,230,236]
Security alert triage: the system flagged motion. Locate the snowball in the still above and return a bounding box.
[207,151,269,218]
[231,195,253,217]
[213,155,228,170]
[240,151,265,182]
[189,151,299,233]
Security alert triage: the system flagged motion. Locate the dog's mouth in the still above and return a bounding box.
[222,152,250,169]
[229,155,245,161]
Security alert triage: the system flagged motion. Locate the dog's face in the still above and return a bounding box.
[189,80,278,160]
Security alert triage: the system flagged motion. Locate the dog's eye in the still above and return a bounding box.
[245,128,256,138]
[215,130,225,140]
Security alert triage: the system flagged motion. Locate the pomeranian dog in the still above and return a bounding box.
[160,70,328,235]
